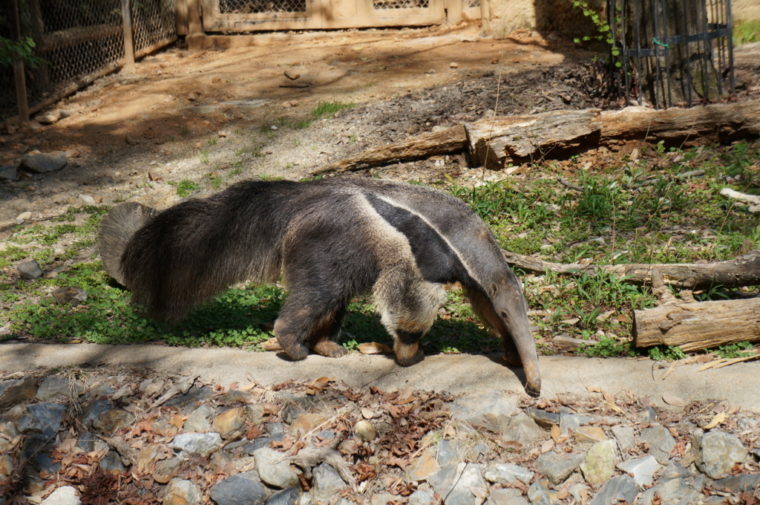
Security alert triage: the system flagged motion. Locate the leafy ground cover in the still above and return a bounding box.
[1,139,758,362]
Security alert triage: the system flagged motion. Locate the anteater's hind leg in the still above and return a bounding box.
[274,298,347,360]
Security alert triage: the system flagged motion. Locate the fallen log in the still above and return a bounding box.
[311,99,760,174]
[633,298,760,351]
[501,249,760,289]
[465,109,602,169]
[312,125,466,175]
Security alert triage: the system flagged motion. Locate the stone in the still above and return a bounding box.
[617,455,659,488]
[406,446,440,481]
[213,407,246,439]
[573,426,607,443]
[487,488,529,505]
[311,463,348,497]
[184,404,214,432]
[15,211,32,224]
[501,412,544,443]
[18,260,43,280]
[0,454,13,480]
[171,432,223,457]
[93,409,135,434]
[444,463,487,505]
[78,194,96,205]
[20,151,67,173]
[638,475,704,505]
[253,447,299,489]
[291,413,327,434]
[99,450,126,473]
[661,461,692,480]
[0,377,38,407]
[484,462,533,485]
[266,487,300,505]
[610,425,635,452]
[36,109,63,125]
[40,486,81,505]
[19,403,66,438]
[210,471,267,505]
[713,474,760,493]
[436,439,461,466]
[164,385,214,410]
[527,482,552,505]
[154,458,182,484]
[428,463,463,497]
[559,409,596,435]
[451,391,520,424]
[354,420,376,441]
[535,451,585,485]
[580,440,617,486]
[695,430,748,479]
[35,452,60,474]
[371,493,395,505]
[83,399,112,426]
[525,407,560,428]
[51,286,88,305]
[408,488,436,505]
[639,424,676,464]
[36,376,85,402]
[0,165,18,181]
[164,479,202,505]
[589,475,638,505]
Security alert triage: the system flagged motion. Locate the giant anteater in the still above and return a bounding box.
[99,178,541,396]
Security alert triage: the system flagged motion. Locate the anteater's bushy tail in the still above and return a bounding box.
[101,181,297,323]
[98,202,158,286]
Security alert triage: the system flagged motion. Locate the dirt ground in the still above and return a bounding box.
[0,27,759,235]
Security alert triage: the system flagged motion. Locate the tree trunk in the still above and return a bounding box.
[500,249,760,289]
[633,298,760,351]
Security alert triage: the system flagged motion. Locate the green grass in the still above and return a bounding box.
[311,101,354,119]
[734,19,760,46]
[2,140,758,360]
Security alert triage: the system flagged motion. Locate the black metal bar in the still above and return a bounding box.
[9,0,29,123]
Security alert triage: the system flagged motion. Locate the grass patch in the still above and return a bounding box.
[734,19,760,46]
[311,101,354,119]
[172,180,200,198]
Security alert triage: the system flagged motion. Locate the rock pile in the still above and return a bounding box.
[0,368,758,505]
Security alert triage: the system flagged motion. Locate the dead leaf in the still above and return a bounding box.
[358,342,393,355]
[550,424,562,443]
[540,439,554,453]
[702,412,727,430]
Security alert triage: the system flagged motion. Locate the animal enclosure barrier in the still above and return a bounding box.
[608,0,735,108]
[197,0,481,33]
[2,0,177,121]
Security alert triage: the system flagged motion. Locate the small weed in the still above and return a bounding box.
[199,150,210,164]
[712,341,754,359]
[579,336,635,357]
[311,101,354,119]
[648,345,687,361]
[173,180,200,198]
[734,19,760,46]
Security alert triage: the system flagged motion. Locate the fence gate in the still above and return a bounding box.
[200,0,455,32]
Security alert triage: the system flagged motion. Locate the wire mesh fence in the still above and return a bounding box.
[1,0,177,121]
[609,0,735,108]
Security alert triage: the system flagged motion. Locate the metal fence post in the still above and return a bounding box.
[121,0,136,66]
[10,0,30,123]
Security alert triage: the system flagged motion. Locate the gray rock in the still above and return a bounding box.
[486,488,529,505]
[527,482,552,505]
[661,461,692,480]
[93,409,135,434]
[525,407,560,428]
[713,474,760,493]
[581,439,617,486]
[20,151,67,173]
[164,478,202,505]
[589,475,638,505]
[311,463,347,497]
[610,425,635,452]
[443,463,487,505]
[83,399,112,426]
[253,447,299,489]
[51,286,87,305]
[35,451,60,474]
[436,439,461,466]
[696,430,748,479]
[36,376,85,402]
[639,424,676,464]
[266,487,300,505]
[40,486,81,505]
[19,402,66,437]
[99,450,126,473]
[0,165,18,181]
[408,489,436,505]
[370,493,395,505]
[484,462,533,485]
[535,451,585,485]
[617,455,660,488]
[502,412,544,443]
[559,409,596,435]
[183,405,215,432]
[155,458,182,484]
[171,432,223,457]
[428,463,463,498]
[210,471,267,505]
[0,376,38,407]
[36,109,64,125]
[451,391,520,424]
[638,476,704,505]
[18,260,43,280]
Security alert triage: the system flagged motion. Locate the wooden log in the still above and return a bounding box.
[633,298,760,351]
[312,125,467,175]
[465,109,602,169]
[599,100,760,142]
[501,249,760,289]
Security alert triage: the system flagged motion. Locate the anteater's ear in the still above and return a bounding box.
[98,202,157,285]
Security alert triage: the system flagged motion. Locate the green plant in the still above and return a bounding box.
[174,180,199,198]
[569,0,622,67]
[733,19,760,46]
[580,336,634,357]
[311,101,354,119]
[0,35,42,68]
[648,345,687,361]
[712,341,754,359]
